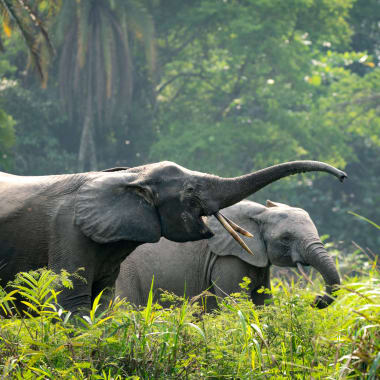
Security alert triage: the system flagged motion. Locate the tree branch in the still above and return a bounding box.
[156,72,206,95]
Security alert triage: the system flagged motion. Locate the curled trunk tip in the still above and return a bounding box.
[312,284,340,309]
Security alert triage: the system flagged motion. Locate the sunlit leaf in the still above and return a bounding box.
[2,20,11,37]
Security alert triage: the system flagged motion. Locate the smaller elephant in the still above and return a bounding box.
[116,200,340,309]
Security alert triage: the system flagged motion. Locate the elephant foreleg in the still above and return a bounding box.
[56,283,92,316]
[210,256,272,306]
[211,256,254,300]
[250,266,272,306]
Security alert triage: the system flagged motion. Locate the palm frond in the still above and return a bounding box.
[123,0,156,73]
[107,9,133,108]
[76,0,89,69]
[58,22,77,118]
[100,12,112,99]
[18,0,55,55]
[56,0,156,170]
[0,0,55,85]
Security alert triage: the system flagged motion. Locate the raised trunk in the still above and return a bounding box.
[304,242,340,308]
[214,161,346,210]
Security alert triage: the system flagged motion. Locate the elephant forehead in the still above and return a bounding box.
[272,212,289,220]
[271,207,310,221]
[132,161,206,180]
[267,211,316,232]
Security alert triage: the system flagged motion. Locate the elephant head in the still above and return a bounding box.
[207,200,340,308]
[75,160,346,256]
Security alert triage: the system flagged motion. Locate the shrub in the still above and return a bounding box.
[0,265,378,379]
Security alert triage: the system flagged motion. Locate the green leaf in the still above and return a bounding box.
[349,211,380,230]
[309,75,322,86]
[369,352,380,379]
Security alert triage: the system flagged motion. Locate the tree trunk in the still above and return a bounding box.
[78,113,98,172]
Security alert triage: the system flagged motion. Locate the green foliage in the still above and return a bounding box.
[0,35,17,74]
[147,0,380,252]
[349,0,380,74]
[0,0,379,255]
[0,0,57,85]
[55,0,156,171]
[0,260,379,379]
[0,84,76,174]
[261,59,380,250]
[0,106,15,169]
[312,59,380,149]
[150,0,355,173]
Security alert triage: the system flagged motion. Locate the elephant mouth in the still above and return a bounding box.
[213,211,255,256]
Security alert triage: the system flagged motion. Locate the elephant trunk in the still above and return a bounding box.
[213,161,346,210]
[303,241,340,308]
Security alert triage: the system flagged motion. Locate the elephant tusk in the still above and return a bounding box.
[214,212,255,256]
[219,213,253,238]
[296,262,314,285]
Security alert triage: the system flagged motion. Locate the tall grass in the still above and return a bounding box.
[0,261,379,379]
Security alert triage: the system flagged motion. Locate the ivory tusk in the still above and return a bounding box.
[214,212,255,256]
[296,262,314,285]
[219,213,253,238]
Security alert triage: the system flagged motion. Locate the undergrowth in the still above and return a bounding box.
[0,262,379,379]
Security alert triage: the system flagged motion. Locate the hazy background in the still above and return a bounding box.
[0,0,379,253]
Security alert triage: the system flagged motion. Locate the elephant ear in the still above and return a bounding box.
[266,199,289,208]
[207,207,268,267]
[75,172,161,244]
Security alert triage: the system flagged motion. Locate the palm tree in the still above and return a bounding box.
[56,0,155,171]
[0,0,57,86]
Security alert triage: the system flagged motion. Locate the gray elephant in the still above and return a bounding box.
[0,160,346,314]
[116,200,340,309]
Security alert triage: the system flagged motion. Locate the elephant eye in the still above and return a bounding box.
[190,198,202,210]
[280,234,291,244]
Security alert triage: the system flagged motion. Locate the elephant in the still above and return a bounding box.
[0,160,346,314]
[116,200,341,309]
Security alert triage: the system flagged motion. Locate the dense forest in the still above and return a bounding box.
[0,0,379,251]
[0,1,379,378]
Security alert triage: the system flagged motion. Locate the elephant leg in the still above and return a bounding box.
[210,256,272,306]
[49,254,95,316]
[91,283,115,313]
[56,278,93,316]
[47,210,97,315]
[210,256,256,299]
[91,265,122,313]
[250,266,272,306]
[116,256,147,306]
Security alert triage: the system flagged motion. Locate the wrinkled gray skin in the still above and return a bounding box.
[116,200,340,309]
[0,160,346,314]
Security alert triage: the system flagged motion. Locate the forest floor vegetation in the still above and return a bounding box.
[0,252,379,379]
